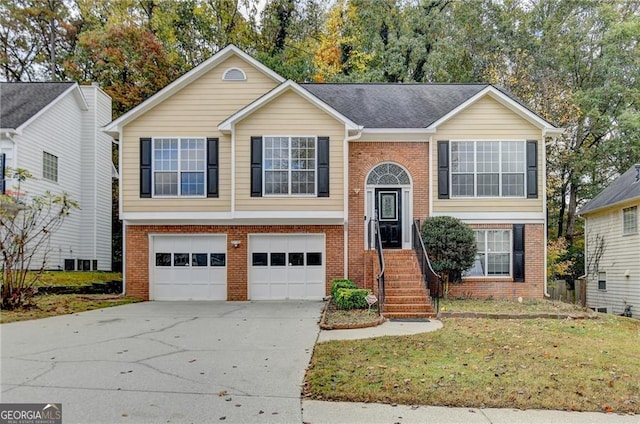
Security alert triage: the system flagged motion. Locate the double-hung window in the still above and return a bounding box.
[451,141,525,197]
[622,206,638,235]
[466,229,511,277]
[153,138,205,196]
[263,136,316,195]
[42,151,58,182]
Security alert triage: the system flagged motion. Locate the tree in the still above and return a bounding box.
[64,22,180,116]
[420,216,476,297]
[1,168,78,309]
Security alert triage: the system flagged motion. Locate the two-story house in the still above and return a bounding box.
[1,82,114,271]
[104,45,560,311]
[579,164,640,317]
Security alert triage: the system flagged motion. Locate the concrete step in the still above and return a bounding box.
[382,311,438,319]
[383,303,435,313]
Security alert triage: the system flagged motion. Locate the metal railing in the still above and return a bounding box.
[369,217,386,314]
[412,219,443,312]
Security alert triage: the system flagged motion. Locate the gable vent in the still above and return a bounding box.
[223,68,247,81]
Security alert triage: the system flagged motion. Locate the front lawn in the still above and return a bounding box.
[0,294,140,323]
[305,307,640,413]
[441,298,589,314]
[33,271,122,287]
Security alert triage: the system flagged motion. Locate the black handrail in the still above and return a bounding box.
[412,219,443,313]
[370,217,385,314]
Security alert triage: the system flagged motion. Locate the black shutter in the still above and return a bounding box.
[250,136,262,197]
[513,224,525,282]
[526,140,538,198]
[437,140,449,199]
[317,136,330,197]
[1,153,6,195]
[207,138,219,198]
[140,138,152,198]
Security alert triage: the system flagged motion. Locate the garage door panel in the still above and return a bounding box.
[249,234,326,300]
[151,235,227,300]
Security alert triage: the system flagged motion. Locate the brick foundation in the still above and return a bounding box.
[125,224,344,300]
[447,223,545,300]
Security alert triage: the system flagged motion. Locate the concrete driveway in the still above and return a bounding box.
[1,301,323,423]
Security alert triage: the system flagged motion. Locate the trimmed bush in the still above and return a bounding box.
[335,288,370,310]
[331,279,357,299]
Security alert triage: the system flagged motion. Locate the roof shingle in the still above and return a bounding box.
[580,164,640,215]
[0,82,75,130]
[300,83,489,128]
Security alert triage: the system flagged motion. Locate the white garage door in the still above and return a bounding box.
[151,235,227,300]
[249,234,326,300]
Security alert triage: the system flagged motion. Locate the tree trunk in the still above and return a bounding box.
[565,181,579,243]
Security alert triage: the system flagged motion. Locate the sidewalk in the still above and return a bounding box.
[305,319,637,424]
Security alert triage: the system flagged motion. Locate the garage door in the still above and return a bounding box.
[249,234,325,300]
[151,235,227,300]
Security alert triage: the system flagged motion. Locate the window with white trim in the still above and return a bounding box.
[42,151,58,182]
[623,206,638,235]
[263,136,316,195]
[597,271,606,290]
[451,141,525,197]
[465,229,511,276]
[153,138,205,196]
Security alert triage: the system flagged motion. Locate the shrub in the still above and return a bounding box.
[331,279,357,298]
[334,288,370,310]
[420,216,476,297]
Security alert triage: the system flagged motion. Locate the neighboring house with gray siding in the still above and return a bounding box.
[580,164,640,317]
[0,82,114,271]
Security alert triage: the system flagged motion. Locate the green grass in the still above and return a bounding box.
[305,311,640,413]
[32,271,122,287]
[440,298,589,314]
[1,294,140,323]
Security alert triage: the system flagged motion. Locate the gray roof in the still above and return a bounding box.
[580,164,640,215]
[0,82,75,129]
[301,83,489,128]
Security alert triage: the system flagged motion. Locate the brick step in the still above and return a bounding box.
[383,303,435,313]
[384,295,430,304]
[384,288,428,296]
[385,280,426,288]
[382,311,438,319]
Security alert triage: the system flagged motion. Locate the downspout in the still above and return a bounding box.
[119,128,126,295]
[428,135,433,218]
[344,126,364,278]
[92,87,98,265]
[230,123,236,217]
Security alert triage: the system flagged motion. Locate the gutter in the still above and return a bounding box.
[343,127,364,277]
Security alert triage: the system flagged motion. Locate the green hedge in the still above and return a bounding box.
[335,288,370,310]
[331,279,357,299]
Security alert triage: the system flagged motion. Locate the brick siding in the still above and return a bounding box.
[347,141,430,287]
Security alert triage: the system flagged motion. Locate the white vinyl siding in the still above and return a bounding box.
[585,204,640,315]
[451,141,525,198]
[11,86,113,270]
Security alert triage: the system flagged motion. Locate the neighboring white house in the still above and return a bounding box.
[579,164,640,318]
[0,82,114,271]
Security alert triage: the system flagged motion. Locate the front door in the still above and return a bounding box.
[375,188,402,249]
